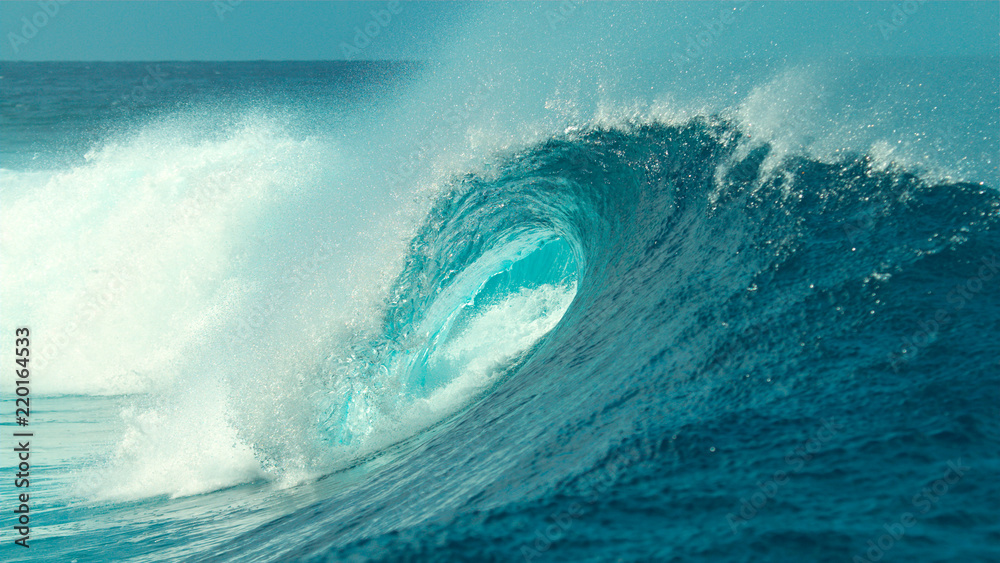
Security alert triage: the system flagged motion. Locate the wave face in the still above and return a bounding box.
[209,119,998,561]
[4,90,999,562]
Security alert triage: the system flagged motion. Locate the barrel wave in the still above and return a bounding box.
[2,99,997,562]
[232,117,998,561]
[2,3,998,562]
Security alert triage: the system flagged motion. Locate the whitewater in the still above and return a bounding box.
[1,2,998,562]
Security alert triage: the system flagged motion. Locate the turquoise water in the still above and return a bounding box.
[2,2,999,562]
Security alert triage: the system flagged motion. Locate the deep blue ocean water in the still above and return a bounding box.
[2,4,999,562]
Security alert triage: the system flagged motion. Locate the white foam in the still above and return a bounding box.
[1,117,333,396]
[7,4,993,504]
[324,281,577,466]
[79,384,266,500]
[419,281,577,413]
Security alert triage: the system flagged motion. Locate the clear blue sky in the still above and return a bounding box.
[1,1,475,61]
[1,1,997,62]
